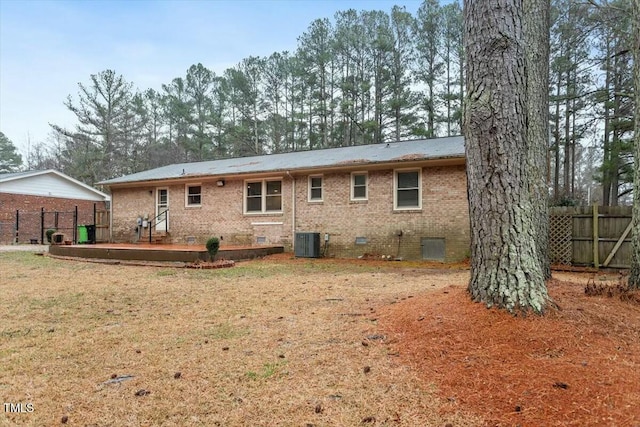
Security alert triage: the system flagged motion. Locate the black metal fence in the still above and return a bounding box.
[0,204,108,245]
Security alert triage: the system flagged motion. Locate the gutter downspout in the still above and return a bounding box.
[286,171,295,252]
[108,193,113,243]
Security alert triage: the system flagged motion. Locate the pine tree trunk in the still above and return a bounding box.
[428,71,435,137]
[459,46,465,133]
[553,78,561,200]
[563,68,572,198]
[610,61,623,207]
[525,0,551,280]
[629,0,640,288]
[464,0,548,314]
[602,38,612,206]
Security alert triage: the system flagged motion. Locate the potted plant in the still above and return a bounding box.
[45,229,56,244]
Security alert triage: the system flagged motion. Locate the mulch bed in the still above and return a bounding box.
[46,253,235,269]
[380,276,640,426]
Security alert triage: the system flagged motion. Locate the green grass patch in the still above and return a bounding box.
[183,259,379,281]
[0,251,58,268]
[246,361,287,380]
[204,323,248,340]
[156,269,178,277]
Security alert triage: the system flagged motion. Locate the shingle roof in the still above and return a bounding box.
[0,170,41,182]
[98,136,465,186]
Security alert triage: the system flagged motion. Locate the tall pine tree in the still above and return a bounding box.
[464,0,549,314]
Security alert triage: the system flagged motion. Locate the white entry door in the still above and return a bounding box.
[156,188,169,232]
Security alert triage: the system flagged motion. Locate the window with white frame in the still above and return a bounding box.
[394,169,421,209]
[351,172,368,201]
[186,184,202,206]
[245,179,282,213]
[308,175,323,201]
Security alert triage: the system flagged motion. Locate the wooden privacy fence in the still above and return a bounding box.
[95,210,110,242]
[549,205,633,269]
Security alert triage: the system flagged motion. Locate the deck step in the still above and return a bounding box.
[150,232,170,244]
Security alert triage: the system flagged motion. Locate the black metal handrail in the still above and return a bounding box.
[147,209,169,243]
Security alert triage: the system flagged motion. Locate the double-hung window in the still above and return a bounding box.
[185,184,202,207]
[394,169,421,210]
[308,176,323,202]
[351,172,368,201]
[245,179,282,213]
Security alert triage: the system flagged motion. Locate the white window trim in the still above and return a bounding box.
[185,183,202,207]
[394,168,422,211]
[350,171,368,201]
[244,178,283,214]
[308,175,323,202]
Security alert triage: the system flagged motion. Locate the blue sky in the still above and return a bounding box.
[0,0,423,158]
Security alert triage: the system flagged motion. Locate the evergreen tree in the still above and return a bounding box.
[185,63,216,161]
[549,0,592,203]
[224,57,266,157]
[591,0,634,206]
[50,70,136,183]
[439,1,464,136]
[161,77,192,162]
[140,88,170,169]
[264,52,289,153]
[298,18,335,148]
[334,9,365,146]
[0,132,22,173]
[40,0,631,204]
[413,0,443,137]
[0,132,23,173]
[363,10,394,144]
[209,74,230,158]
[388,5,419,141]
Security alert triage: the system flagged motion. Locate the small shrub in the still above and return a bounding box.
[206,237,220,261]
[45,229,56,243]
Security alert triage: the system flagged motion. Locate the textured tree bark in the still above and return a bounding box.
[629,0,640,288]
[524,0,551,280]
[464,0,548,314]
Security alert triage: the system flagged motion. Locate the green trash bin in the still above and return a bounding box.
[77,225,88,244]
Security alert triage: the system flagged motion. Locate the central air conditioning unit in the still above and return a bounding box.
[295,232,321,258]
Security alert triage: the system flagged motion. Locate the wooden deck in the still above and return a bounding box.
[49,243,284,263]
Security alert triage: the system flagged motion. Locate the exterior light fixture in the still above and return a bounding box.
[216,179,225,187]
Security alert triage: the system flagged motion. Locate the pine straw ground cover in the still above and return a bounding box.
[380,272,640,427]
[1,252,638,426]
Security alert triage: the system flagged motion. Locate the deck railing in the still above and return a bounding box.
[147,209,169,243]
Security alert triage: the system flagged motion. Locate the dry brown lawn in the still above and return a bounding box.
[0,252,479,426]
[2,252,639,427]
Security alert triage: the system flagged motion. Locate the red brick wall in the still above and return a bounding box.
[110,164,470,261]
[0,193,106,244]
[111,180,293,247]
[294,165,470,261]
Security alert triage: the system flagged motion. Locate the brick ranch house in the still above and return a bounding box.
[0,169,110,244]
[98,136,469,261]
